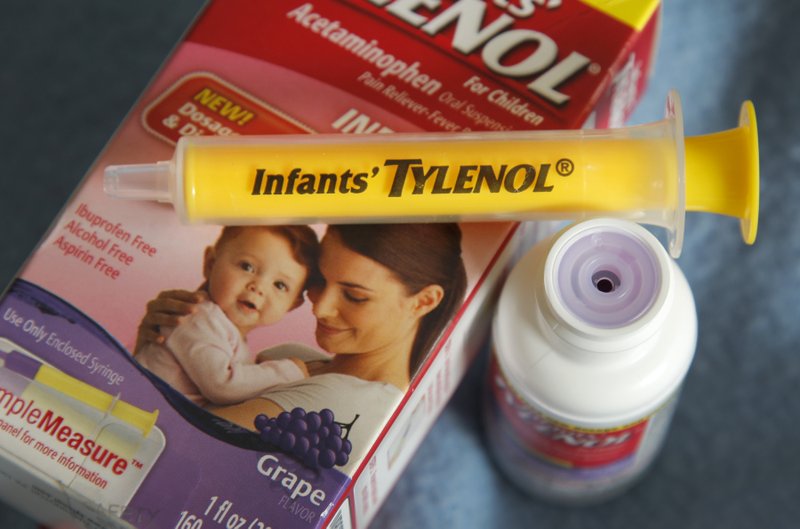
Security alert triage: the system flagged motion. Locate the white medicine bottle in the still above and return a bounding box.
[485,218,697,505]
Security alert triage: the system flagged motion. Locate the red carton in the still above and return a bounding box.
[0,2,660,528]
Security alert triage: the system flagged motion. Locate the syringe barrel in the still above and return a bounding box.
[105,92,759,258]
[176,129,680,222]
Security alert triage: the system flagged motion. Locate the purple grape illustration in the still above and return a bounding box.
[254,407,359,470]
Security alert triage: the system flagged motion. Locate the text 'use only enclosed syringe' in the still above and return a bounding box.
[104,92,759,257]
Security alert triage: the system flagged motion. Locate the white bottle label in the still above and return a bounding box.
[487,354,677,488]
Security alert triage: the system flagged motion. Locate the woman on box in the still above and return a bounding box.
[137,223,467,471]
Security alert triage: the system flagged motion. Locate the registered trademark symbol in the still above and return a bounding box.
[556,158,574,176]
[588,63,602,75]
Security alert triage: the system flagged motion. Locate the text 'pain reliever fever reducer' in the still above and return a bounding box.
[485,218,696,505]
[104,92,759,257]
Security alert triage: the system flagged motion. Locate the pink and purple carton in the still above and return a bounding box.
[0,1,660,528]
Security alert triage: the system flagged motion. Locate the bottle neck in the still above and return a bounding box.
[538,219,673,355]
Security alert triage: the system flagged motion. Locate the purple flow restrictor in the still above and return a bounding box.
[0,350,41,380]
[550,224,663,329]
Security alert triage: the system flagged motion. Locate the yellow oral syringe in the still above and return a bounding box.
[104,92,758,257]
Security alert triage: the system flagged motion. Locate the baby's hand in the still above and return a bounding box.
[289,357,309,378]
[256,343,332,363]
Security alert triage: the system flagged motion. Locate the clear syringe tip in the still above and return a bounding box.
[104,160,173,203]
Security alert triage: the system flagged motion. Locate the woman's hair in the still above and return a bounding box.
[213,226,321,295]
[327,223,467,376]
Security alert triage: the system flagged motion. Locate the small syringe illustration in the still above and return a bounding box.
[0,349,158,436]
